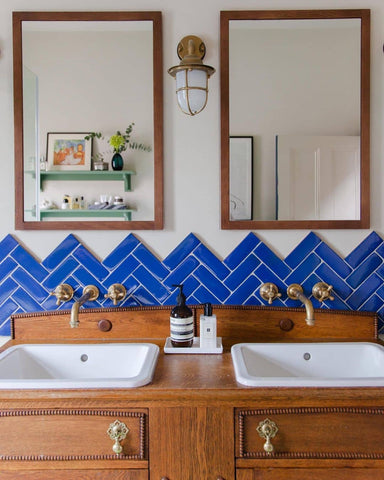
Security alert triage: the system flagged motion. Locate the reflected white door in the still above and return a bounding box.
[276,135,360,220]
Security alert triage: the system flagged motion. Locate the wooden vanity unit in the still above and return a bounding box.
[1,305,383,479]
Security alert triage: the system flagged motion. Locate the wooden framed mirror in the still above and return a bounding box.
[13,11,163,230]
[220,9,370,229]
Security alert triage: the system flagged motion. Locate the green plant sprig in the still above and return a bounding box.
[85,123,151,154]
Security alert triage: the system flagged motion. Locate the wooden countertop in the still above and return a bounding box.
[0,340,383,406]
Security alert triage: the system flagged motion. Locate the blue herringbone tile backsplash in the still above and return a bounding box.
[1,231,383,336]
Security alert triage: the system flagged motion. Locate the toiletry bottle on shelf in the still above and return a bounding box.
[170,284,194,348]
[200,302,217,349]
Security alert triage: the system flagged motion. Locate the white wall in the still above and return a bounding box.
[0,0,383,262]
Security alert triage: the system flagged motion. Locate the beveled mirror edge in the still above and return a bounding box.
[13,11,163,231]
[220,9,370,230]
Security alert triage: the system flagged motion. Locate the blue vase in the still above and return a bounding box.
[111,152,124,171]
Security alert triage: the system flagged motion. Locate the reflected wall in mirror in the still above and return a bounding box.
[13,11,163,230]
[220,10,370,229]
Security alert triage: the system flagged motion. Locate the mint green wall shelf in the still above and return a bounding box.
[40,170,135,191]
[40,209,132,221]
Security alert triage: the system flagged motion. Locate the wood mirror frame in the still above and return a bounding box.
[220,9,370,230]
[13,11,163,230]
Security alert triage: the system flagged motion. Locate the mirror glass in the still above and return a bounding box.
[13,12,163,230]
[220,10,370,229]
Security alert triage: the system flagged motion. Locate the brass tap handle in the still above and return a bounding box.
[49,284,74,305]
[260,283,282,305]
[257,418,278,455]
[104,284,127,305]
[312,282,334,302]
[107,420,129,455]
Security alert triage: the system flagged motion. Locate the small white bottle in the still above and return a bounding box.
[199,303,217,349]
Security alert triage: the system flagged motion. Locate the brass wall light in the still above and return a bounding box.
[168,35,215,116]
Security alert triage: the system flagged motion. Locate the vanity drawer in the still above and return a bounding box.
[236,407,384,459]
[0,408,148,462]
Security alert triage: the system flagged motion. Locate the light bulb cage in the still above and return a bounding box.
[168,35,215,116]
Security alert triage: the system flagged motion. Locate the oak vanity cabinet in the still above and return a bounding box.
[0,407,149,480]
[235,407,384,480]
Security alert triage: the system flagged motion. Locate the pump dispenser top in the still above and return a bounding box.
[170,284,194,347]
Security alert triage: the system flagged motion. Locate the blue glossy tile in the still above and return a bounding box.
[120,295,141,307]
[10,246,48,283]
[133,244,169,281]
[254,242,291,280]
[244,295,263,306]
[0,235,18,259]
[376,242,384,259]
[12,287,43,312]
[121,275,140,297]
[193,285,221,305]
[193,244,231,280]
[358,294,383,313]
[345,253,382,289]
[0,296,18,325]
[284,232,322,269]
[42,234,80,270]
[74,246,109,281]
[0,257,18,280]
[102,234,140,269]
[285,253,322,285]
[11,267,49,304]
[71,266,105,297]
[302,273,321,299]
[376,284,384,301]
[224,254,260,291]
[163,233,201,269]
[347,274,383,310]
[104,255,140,285]
[224,233,260,269]
[345,231,383,268]
[315,263,353,300]
[193,266,231,301]
[254,263,288,298]
[0,277,18,304]
[42,257,80,290]
[133,266,170,303]
[315,242,352,278]
[132,286,160,305]
[163,256,200,288]
[325,294,349,311]
[225,276,261,304]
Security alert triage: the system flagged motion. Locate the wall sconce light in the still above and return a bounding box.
[168,35,215,116]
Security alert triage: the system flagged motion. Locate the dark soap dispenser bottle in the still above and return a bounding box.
[170,284,194,347]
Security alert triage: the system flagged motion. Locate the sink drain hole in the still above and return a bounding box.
[303,352,311,361]
[80,354,88,362]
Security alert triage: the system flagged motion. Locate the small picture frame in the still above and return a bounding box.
[46,133,92,171]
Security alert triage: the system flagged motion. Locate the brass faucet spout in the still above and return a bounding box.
[70,285,99,328]
[287,284,315,326]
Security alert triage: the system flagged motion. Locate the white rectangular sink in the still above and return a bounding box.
[231,342,384,387]
[0,343,159,389]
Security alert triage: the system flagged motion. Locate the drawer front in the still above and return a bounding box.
[0,408,147,462]
[236,407,384,459]
[237,468,384,480]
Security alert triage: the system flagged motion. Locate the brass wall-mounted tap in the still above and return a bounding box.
[104,284,127,305]
[50,284,74,305]
[70,285,99,328]
[260,283,282,304]
[287,284,315,326]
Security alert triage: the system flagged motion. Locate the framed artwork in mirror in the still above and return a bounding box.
[229,136,253,220]
[46,133,92,171]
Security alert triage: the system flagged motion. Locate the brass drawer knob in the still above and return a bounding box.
[107,419,129,455]
[257,418,278,455]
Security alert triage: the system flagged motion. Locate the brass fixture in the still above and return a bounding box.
[260,283,282,304]
[104,284,127,305]
[49,283,74,305]
[168,35,215,116]
[107,419,129,455]
[69,285,99,328]
[287,284,315,326]
[257,418,278,455]
[312,282,334,302]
